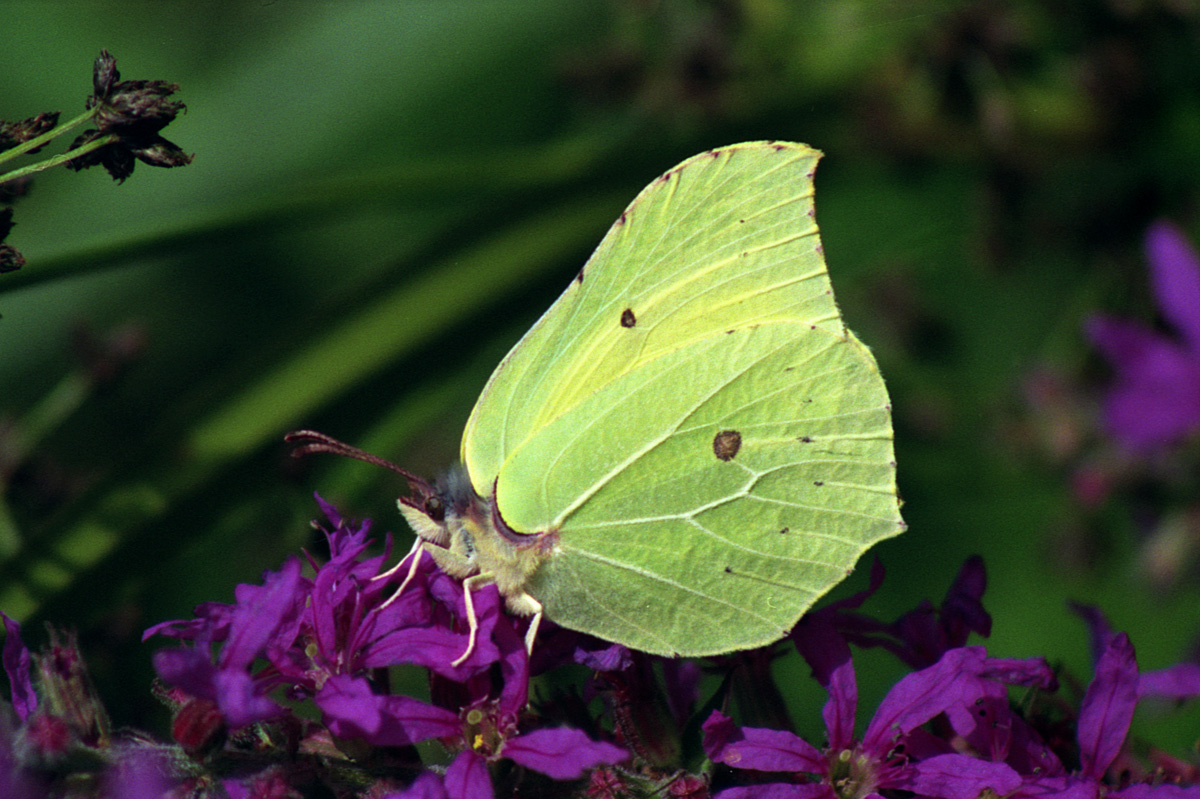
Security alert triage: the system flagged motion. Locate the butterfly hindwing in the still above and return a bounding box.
[494,321,898,655]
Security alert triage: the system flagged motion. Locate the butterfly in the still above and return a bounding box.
[290,141,905,662]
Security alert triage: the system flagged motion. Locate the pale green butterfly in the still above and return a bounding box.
[290,141,905,661]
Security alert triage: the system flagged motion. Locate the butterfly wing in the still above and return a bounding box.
[460,141,904,656]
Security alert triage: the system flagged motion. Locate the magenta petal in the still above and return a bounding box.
[1087,316,1164,365]
[944,693,1005,760]
[940,555,991,642]
[152,642,281,731]
[715,785,831,799]
[703,709,824,773]
[1118,784,1200,799]
[794,615,856,750]
[1070,603,1115,665]
[364,625,496,680]
[213,668,284,728]
[1138,662,1200,700]
[1078,632,1138,779]
[864,647,986,750]
[222,557,305,670]
[1,614,37,721]
[152,647,218,701]
[662,659,702,729]
[504,728,628,780]
[384,772,448,799]
[822,655,858,752]
[444,750,494,799]
[573,643,632,672]
[702,710,738,760]
[703,713,823,773]
[981,656,1058,690]
[142,601,234,643]
[1146,220,1200,351]
[1087,317,1200,449]
[903,754,1022,799]
[733,726,825,773]
[494,619,531,720]
[1103,361,1200,448]
[1021,775,1100,799]
[317,674,459,747]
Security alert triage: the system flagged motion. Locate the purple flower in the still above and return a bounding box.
[152,554,306,728]
[145,497,628,793]
[1011,632,1200,798]
[384,771,449,799]
[147,498,498,733]
[316,673,459,746]
[960,610,1200,798]
[704,617,1045,799]
[1087,220,1200,450]
[1072,602,1200,701]
[1,614,36,722]
[803,556,992,670]
[388,601,628,791]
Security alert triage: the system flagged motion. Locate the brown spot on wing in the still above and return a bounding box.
[713,430,741,461]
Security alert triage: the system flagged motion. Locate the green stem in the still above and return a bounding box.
[0,107,96,168]
[0,131,117,186]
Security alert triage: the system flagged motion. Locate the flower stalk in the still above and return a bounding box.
[0,131,117,186]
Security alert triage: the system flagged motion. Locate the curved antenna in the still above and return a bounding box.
[284,429,437,502]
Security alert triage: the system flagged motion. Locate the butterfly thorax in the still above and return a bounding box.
[398,465,553,618]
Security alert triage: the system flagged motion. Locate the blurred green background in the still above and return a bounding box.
[3,0,1200,751]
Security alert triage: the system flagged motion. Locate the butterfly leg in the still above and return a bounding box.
[376,540,426,611]
[524,607,543,655]
[501,591,543,655]
[452,573,493,667]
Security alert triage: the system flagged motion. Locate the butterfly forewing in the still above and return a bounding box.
[462,142,843,499]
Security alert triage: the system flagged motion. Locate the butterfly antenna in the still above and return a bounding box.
[284,429,437,501]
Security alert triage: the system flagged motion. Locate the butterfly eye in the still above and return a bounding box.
[424,494,445,523]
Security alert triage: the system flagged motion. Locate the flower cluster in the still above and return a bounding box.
[703,559,1200,798]
[64,49,193,182]
[3,501,1200,798]
[0,50,192,275]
